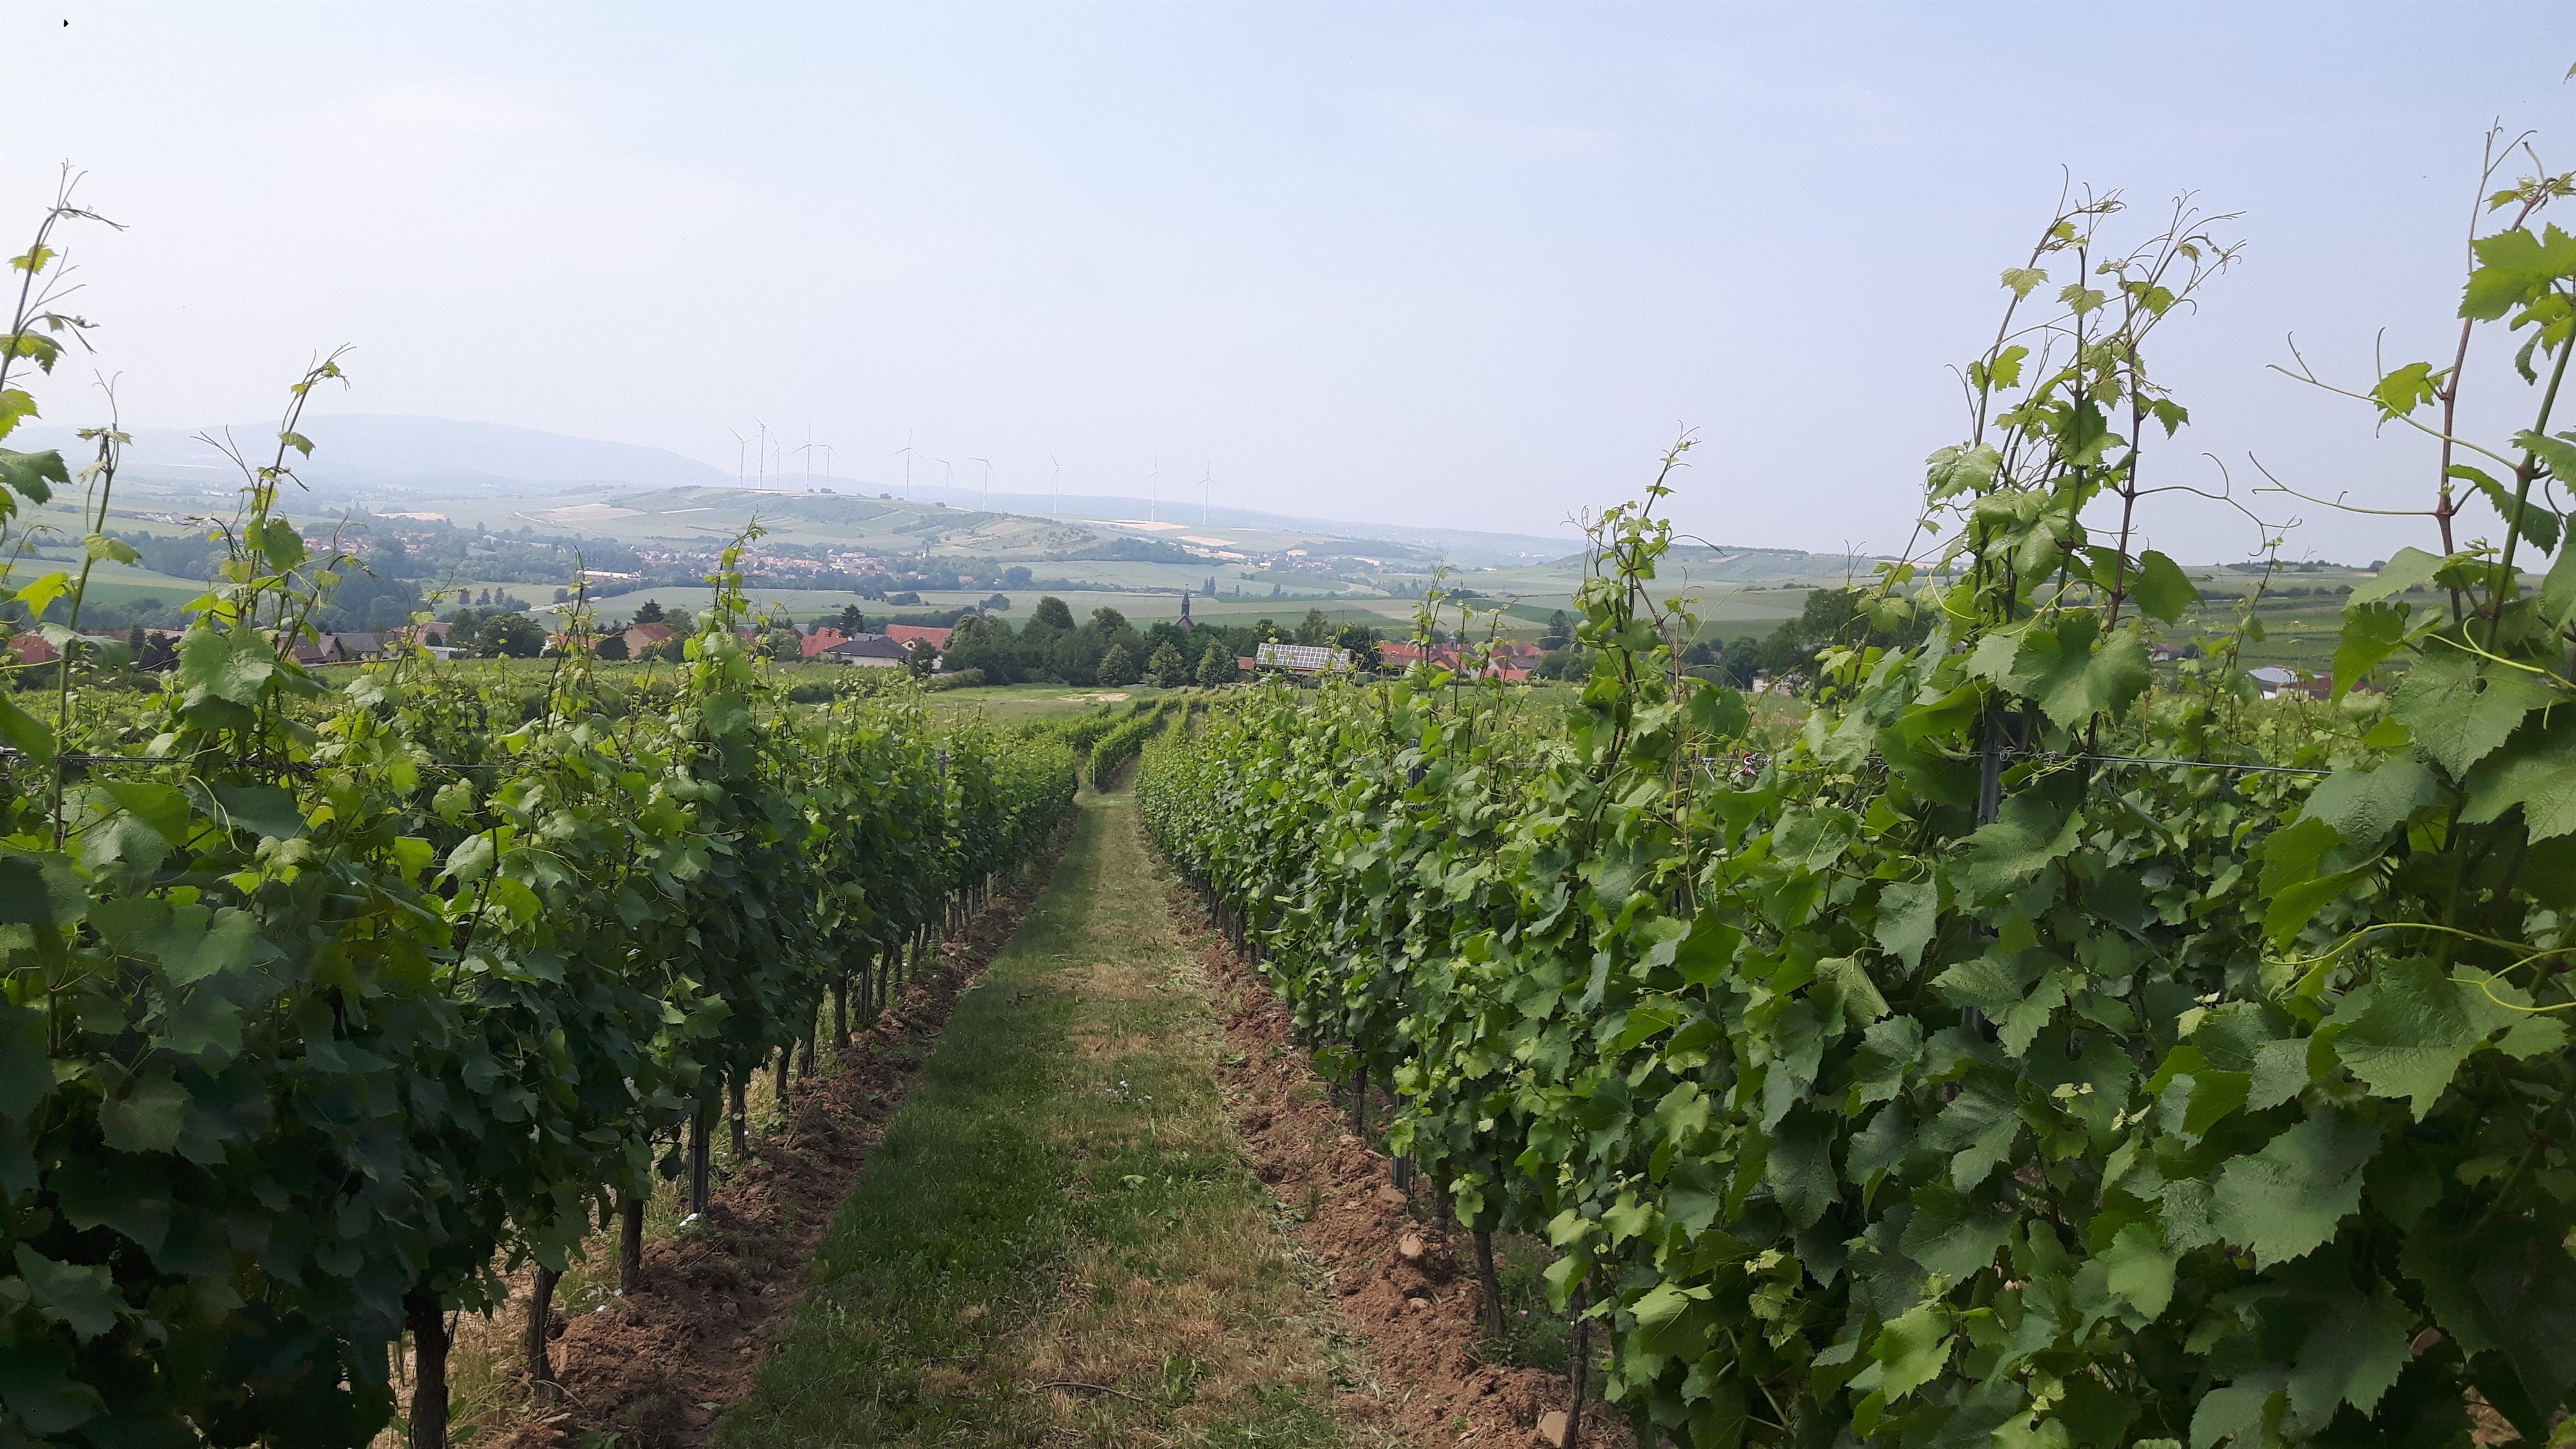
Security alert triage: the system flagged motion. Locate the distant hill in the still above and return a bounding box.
[876,480,1574,566]
[1552,542,1894,582]
[5,412,1754,567]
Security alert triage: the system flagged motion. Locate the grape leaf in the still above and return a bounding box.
[2256,816,2371,945]
[99,1072,189,1154]
[2286,1288,2411,1426]
[2210,1109,2379,1267]
[155,983,245,1064]
[1873,877,1938,969]
[2460,223,2576,321]
[2471,1222,2576,1415]
[2459,711,2576,840]
[176,629,276,706]
[2330,959,2519,1119]
[2329,601,2410,700]
[0,850,84,928]
[2448,462,2561,554]
[2190,1375,2284,1449]
[2389,646,2552,777]
[1931,1077,2022,1191]
[1926,444,2002,500]
[0,999,48,1119]
[1872,1300,1952,1400]
[80,532,138,565]
[1952,795,2077,907]
[0,1336,104,1432]
[1973,612,2152,728]
[1852,1016,1924,1105]
[50,1157,173,1255]
[2130,549,2198,625]
[2369,361,2440,418]
[94,898,279,987]
[207,782,304,842]
[2543,523,2576,629]
[2099,1222,2177,1318]
[10,1245,122,1341]
[2299,755,2435,846]
[0,692,55,766]
[0,446,65,503]
[1762,1111,1834,1228]
[13,569,71,620]
[2350,547,2447,605]
[1902,1184,2012,1278]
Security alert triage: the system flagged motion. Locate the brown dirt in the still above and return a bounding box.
[1168,884,1633,1449]
[497,848,1066,1449]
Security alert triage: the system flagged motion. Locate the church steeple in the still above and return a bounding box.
[1179,587,1193,630]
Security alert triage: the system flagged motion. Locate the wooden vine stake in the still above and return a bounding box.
[618,1197,644,1293]
[1564,1281,1591,1449]
[687,1101,713,1215]
[1474,1229,1506,1338]
[524,1265,560,1388]
[406,1292,450,1449]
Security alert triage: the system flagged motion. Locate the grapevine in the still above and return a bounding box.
[0,189,1076,1446]
[1141,176,2576,1448]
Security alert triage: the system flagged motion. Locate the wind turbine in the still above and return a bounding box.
[1049,453,1062,519]
[930,455,952,498]
[754,419,770,481]
[896,430,916,500]
[1200,460,1213,525]
[726,427,747,481]
[970,455,992,509]
[802,423,814,486]
[1147,453,1160,524]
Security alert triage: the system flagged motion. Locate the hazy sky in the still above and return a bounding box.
[3,3,2571,561]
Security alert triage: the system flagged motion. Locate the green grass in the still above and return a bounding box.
[927,683,1182,724]
[1473,1236,1576,1374]
[713,791,1374,1449]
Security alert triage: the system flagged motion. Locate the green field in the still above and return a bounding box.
[925,683,1180,723]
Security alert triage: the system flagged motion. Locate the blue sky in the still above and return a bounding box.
[3,3,2571,561]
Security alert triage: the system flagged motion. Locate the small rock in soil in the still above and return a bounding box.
[1374,1184,1407,1208]
[1397,1231,1426,1261]
[1536,1408,1571,1446]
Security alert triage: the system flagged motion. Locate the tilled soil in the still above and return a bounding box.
[1170,884,1633,1449]
[498,852,1063,1449]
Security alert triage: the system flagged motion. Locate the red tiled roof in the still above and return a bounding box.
[886,623,952,649]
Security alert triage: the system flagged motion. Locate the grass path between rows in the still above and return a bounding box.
[712,786,1389,1448]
